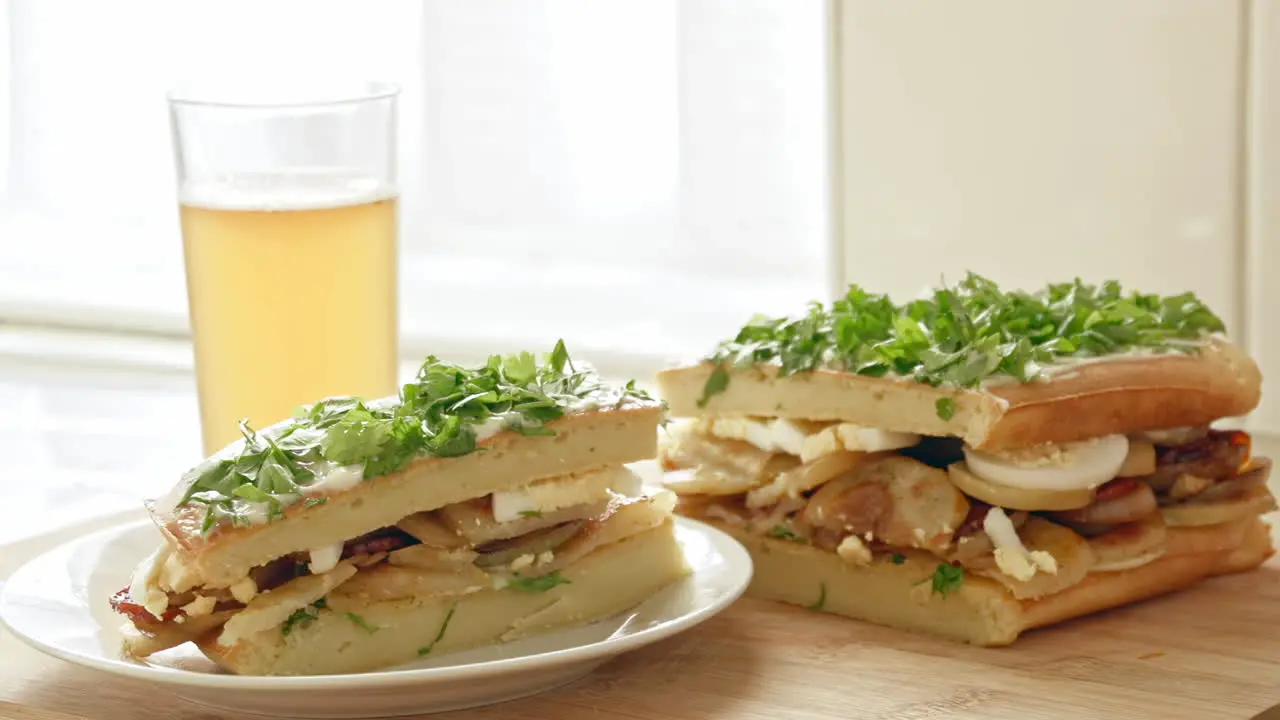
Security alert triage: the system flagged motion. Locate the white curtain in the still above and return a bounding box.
[0,0,832,377]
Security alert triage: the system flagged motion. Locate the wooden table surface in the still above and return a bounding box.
[2,512,1278,720]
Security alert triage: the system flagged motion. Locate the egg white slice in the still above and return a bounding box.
[963,435,1130,492]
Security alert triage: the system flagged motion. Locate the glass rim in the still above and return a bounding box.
[167,80,400,109]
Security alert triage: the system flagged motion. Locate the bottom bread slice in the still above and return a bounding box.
[715,517,1274,647]
[196,519,691,675]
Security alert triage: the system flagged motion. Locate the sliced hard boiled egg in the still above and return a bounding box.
[947,462,1094,511]
[962,435,1130,492]
[695,416,920,463]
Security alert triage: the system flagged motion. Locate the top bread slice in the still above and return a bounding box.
[657,338,1260,450]
[146,401,664,588]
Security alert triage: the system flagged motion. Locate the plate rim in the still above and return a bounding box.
[1,514,752,690]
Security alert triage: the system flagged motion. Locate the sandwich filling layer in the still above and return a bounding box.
[662,420,1272,609]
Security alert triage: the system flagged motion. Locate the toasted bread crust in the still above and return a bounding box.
[712,516,1272,646]
[150,403,663,588]
[657,338,1261,449]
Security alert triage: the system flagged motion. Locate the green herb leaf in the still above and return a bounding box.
[508,571,572,594]
[178,340,652,535]
[697,365,731,408]
[322,406,392,465]
[935,397,956,421]
[518,510,544,518]
[232,484,272,503]
[513,423,556,437]
[303,497,328,508]
[702,274,1226,399]
[281,602,324,637]
[549,339,571,375]
[890,553,906,565]
[345,612,379,634]
[417,603,459,656]
[928,563,964,597]
[768,524,806,543]
[806,583,827,611]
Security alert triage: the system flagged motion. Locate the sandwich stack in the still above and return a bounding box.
[111,342,689,675]
[657,274,1272,645]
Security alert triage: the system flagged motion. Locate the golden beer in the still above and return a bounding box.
[180,176,399,454]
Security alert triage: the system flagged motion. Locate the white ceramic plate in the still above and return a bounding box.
[0,516,751,718]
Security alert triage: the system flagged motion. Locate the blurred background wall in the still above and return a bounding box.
[831,0,1280,435]
[1,0,1277,441]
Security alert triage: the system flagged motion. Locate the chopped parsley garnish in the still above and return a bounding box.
[518,510,544,519]
[928,563,965,597]
[806,583,827,611]
[890,553,906,565]
[281,599,326,637]
[304,497,328,508]
[699,274,1225,403]
[345,612,379,634]
[696,365,730,408]
[417,603,459,657]
[177,340,654,534]
[508,571,572,594]
[768,524,806,543]
[935,397,956,421]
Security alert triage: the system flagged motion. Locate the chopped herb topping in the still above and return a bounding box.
[806,583,827,611]
[417,603,459,657]
[696,365,731,408]
[934,397,956,421]
[518,510,544,519]
[508,571,572,594]
[699,274,1225,404]
[768,524,806,543]
[177,340,654,534]
[928,563,965,597]
[345,612,379,634]
[304,497,328,508]
[281,598,326,637]
[890,553,906,565]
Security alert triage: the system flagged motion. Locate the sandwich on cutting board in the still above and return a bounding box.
[110,341,689,675]
[657,274,1272,646]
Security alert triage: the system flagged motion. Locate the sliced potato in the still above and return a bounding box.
[1167,474,1214,501]
[473,521,584,568]
[661,453,799,496]
[1047,478,1157,526]
[1193,457,1273,503]
[948,462,1094,511]
[329,563,492,604]
[745,451,869,509]
[972,517,1094,599]
[1086,513,1167,569]
[395,512,469,549]
[122,609,237,657]
[387,544,478,570]
[1116,439,1156,477]
[539,491,677,574]
[1160,485,1278,527]
[217,562,357,646]
[802,455,968,553]
[437,496,611,545]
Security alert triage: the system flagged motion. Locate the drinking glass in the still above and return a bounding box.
[169,82,400,455]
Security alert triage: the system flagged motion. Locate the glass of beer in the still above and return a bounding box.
[168,82,400,455]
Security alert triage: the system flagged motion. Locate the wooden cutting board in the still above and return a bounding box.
[2,514,1277,720]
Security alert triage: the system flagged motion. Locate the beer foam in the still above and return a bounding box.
[180,170,397,212]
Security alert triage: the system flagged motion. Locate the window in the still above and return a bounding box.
[0,0,833,379]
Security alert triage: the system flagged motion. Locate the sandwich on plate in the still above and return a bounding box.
[110,341,689,675]
[656,274,1272,646]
